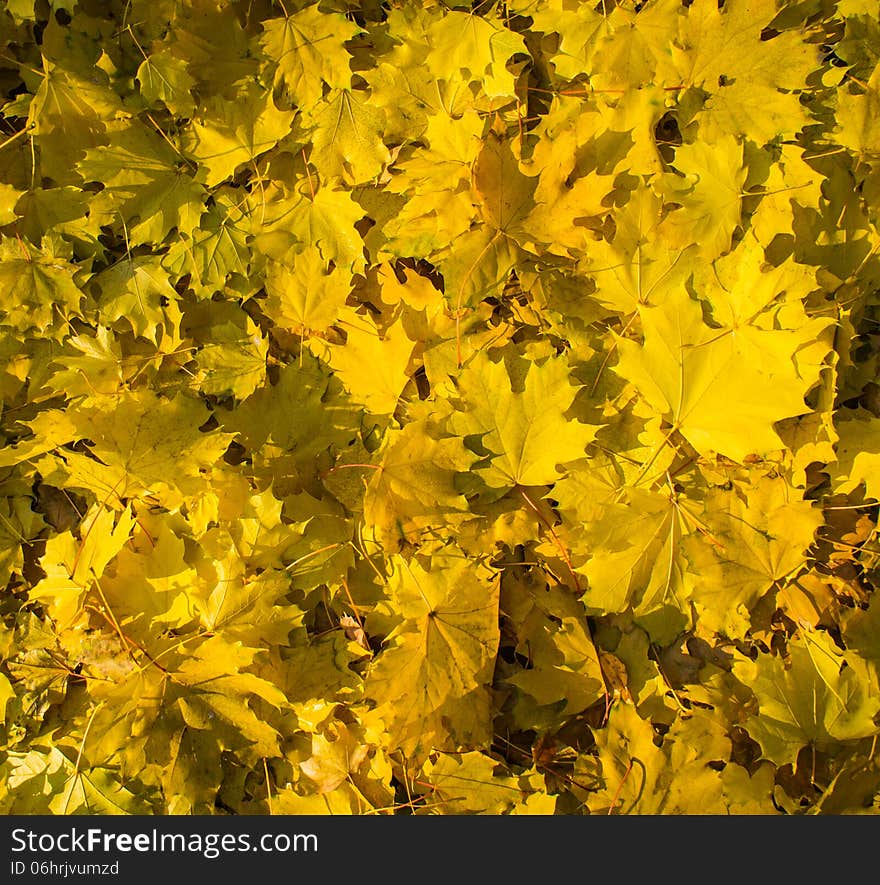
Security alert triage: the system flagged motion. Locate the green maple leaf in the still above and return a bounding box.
[451,351,599,492]
[365,551,500,756]
[734,632,880,767]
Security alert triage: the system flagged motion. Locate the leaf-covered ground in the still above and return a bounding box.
[1,0,879,814]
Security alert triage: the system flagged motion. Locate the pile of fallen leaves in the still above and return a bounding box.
[1,0,879,814]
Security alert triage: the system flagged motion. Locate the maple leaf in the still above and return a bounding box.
[734,632,880,767]
[0,486,42,588]
[300,720,368,794]
[259,6,360,111]
[749,145,822,248]
[519,97,619,256]
[614,287,822,461]
[308,308,415,417]
[99,514,196,634]
[33,390,233,510]
[693,232,818,328]
[223,351,358,473]
[655,135,746,259]
[364,551,500,756]
[424,10,525,100]
[586,184,696,314]
[500,566,605,728]
[166,1,259,99]
[836,63,880,159]
[304,89,391,186]
[183,84,295,188]
[89,254,179,343]
[26,60,120,184]
[163,188,251,300]
[46,326,124,400]
[136,48,196,117]
[262,245,352,333]
[423,752,526,814]
[522,0,609,82]
[6,746,152,815]
[585,1,681,92]
[472,115,536,237]
[671,0,818,142]
[11,186,99,256]
[190,309,268,401]
[830,409,880,503]
[684,474,821,637]
[29,505,135,629]
[568,486,691,637]
[76,121,205,246]
[843,594,880,684]
[0,235,83,339]
[451,351,599,492]
[362,418,477,547]
[381,110,483,256]
[251,182,367,275]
